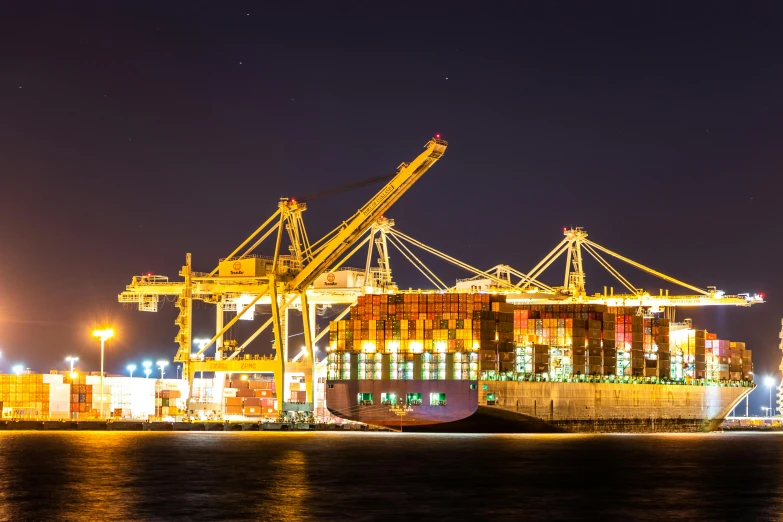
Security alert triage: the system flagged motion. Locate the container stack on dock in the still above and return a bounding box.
[289,377,307,403]
[223,378,278,417]
[156,389,181,418]
[65,373,92,419]
[327,292,753,384]
[0,374,50,419]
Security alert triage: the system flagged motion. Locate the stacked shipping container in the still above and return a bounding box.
[328,292,511,380]
[156,389,181,418]
[0,374,50,418]
[65,373,92,418]
[327,292,752,383]
[223,378,278,417]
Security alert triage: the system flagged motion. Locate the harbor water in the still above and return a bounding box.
[0,431,781,521]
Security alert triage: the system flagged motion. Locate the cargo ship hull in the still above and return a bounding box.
[327,379,753,433]
[325,380,478,428]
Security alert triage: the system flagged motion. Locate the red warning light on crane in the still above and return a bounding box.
[435,134,441,139]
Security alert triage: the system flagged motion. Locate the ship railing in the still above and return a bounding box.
[483,372,756,387]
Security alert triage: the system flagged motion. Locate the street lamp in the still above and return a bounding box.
[157,360,168,380]
[127,364,137,378]
[12,364,23,375]
[142,360,152,379]
[177,365,181,380]
[92,328,114,419]
[762,406,770,418]
[65,356,79,372]
[765,377,775,416]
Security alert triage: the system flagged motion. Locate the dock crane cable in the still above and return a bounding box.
[294,172,396,203]
[294,172,396,261]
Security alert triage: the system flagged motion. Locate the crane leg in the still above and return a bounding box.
[268,275,287,417]
[301,291,315,415]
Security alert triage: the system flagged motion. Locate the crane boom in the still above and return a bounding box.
[286,136,448,292]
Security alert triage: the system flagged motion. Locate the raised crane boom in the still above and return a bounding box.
[286,136,448,292]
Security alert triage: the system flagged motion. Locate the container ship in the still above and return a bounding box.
[325,292,754,432]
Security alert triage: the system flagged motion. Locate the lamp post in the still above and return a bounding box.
[765,377,775,416]
[127,364,137,378]
[762,406,769,418]
[142,360,152,379]
[157,360,168,380]
[92,328,114,419]
[65,356,79,372]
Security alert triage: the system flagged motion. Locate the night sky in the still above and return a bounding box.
[1,3,781,411]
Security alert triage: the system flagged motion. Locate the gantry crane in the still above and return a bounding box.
[450,227,763,312]
[119,136,448,417]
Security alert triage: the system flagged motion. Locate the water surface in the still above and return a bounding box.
[0,431,780,521]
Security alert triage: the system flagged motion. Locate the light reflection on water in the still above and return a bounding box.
[0,432,780,521]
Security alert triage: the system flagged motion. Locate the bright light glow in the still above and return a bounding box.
[127,364,137,372]
[142,361,152,369]
[240,375,248,381]
[235,295,256,321]
[12,365,23,375]
[65,355,79,372]
[362,342,376,353]
[409,341,423,354]
[435,341,447,354]
[69,371,78,379]
[92,328,114,341]
[144,368,152,377]
[765,376,775,387]
[193,338,211,351]
[156,360,168,379]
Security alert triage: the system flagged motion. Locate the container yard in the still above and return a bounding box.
[0,364,337,426]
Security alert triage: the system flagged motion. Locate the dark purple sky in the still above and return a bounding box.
[1,3,781,409]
